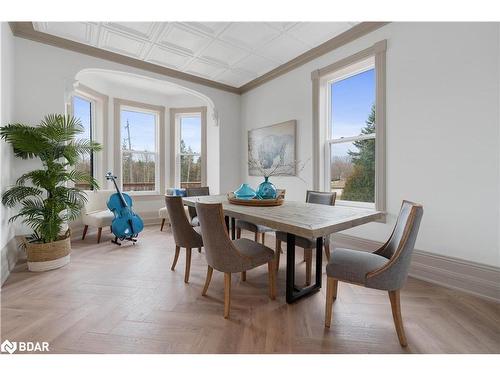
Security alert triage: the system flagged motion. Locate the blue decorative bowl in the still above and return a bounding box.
[176,188,187,197]
[256,177,277,199]
[234,183,256,200]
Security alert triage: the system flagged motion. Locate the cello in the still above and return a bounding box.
[106,172,144,245]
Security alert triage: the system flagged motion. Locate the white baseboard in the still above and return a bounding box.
[332,233,500,303]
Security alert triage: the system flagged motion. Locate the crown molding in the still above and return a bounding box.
[9,22,389,95]
[239,22,389,93]
[8,22,241,94]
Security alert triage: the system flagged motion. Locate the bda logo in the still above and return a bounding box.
[1,340,17,354]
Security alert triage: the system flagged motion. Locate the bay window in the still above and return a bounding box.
[170,107,207,189]
[114,99,165,194]
[72,95,94,190]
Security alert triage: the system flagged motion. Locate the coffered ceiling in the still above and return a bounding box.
[32,22,358,88]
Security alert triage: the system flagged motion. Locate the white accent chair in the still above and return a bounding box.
[159,207,170,231]
[158,206,191,231]
[81,190,115,243]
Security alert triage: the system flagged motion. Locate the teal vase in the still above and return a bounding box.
[234,183,256,200]
[257,177,277,199]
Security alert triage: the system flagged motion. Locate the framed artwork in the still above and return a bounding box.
[248,120,297,176]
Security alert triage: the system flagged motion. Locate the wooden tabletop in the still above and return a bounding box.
[182,194,384,238]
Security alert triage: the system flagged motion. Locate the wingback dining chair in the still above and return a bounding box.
[195,202,276,319]
[324,200,424,347]
[165,195,204,283]
[185,186,210,226]
[235,189,286,246]
[275,190,336,285]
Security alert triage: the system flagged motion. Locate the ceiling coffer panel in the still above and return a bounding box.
[32,22,358,88]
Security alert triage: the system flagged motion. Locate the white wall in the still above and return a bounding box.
[12,37,241,197]
[0,23,17,284]
[241,22,500,267]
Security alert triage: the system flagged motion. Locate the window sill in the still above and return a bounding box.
[335,200,375,209]
[335,200,386,223]
[125,191,162,199]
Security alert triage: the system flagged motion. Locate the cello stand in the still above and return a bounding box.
[111,236,138,246]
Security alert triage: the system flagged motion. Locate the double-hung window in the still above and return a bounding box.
[327,59,376,206]
[115,99,165,194]
[313,40,386,211]
[72,95,94,190]
[170,107,207,189]
[120,107,159,193]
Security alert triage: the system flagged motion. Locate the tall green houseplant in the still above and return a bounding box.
[1,114,102,243]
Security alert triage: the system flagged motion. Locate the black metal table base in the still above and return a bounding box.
[286,233,323,303]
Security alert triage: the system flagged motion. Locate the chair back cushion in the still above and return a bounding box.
[195,202,248,272]
[306,190,336,206]
[165,196,203,248]
[186,186,210,220]
[366,201,424,290]
[82,190,114,214]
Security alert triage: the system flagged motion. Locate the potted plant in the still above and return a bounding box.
[1,114,101,271]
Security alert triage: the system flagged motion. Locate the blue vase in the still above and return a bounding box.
[234,183,256,200]
[257,177,277,199]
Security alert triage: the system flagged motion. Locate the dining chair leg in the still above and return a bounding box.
[171,246,180,271]
[304,248,313,285]
[236,227,241,239]
[184,248,192,283]
[262,232,266,245]
[275,238,281,272]
[267,261,276,300]
[160,218,165,231]
[324,236,331,261]
[325,277,338,328]
[97,227,102,244]
[198,247,202,253]
[224,272,231,319]
[82,225,88,240]
[241,271,246,281]
[202,266,213,296]
[254,232,258,242]
[389,290,408,347]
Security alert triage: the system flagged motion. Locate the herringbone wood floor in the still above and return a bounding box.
[1,226,499,354]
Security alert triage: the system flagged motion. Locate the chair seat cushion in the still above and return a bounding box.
[193,226,202,236]
[232,238,275,269]
[159,206,190,220]
[191,216,200,227]
[275,231,316,249]
[158,207,169,220]
[82,210,114,227]
[326,248,388,285]
[236,220,273,233]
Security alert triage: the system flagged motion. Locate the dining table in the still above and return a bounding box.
[182,194,384,304]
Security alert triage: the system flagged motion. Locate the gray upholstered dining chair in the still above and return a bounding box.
[195,202,276,319]
[165,195,204,283]
[185,186,210,227]
[275,190,336,285]
[235,189,286,246]
[324,200,424,347]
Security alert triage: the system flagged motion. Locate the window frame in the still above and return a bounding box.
[170,107,207,189]
[68,84,109,190]
[114,98,165,196]
[325,58,376,208]
[312,40,387,214]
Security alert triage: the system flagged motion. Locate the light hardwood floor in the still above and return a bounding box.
[1,226,499,354]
